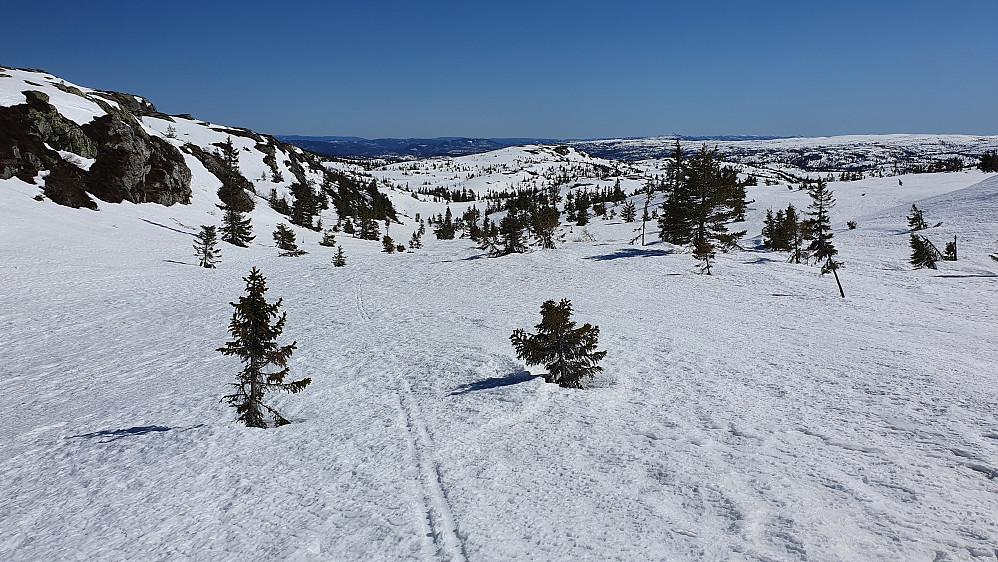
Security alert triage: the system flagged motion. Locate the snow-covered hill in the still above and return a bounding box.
[2,67,998,561]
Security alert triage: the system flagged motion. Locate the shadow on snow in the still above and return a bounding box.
[69,424,205,442]
[583,248,672,261]
[450,370,538,395]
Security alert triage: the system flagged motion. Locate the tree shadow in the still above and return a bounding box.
[584,248,672,261]
[450,370,538,395]
[69,424,204,443]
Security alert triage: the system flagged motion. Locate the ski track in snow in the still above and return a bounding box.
[2,158,998,560]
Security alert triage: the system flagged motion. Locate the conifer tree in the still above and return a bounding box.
[219,205,254,247]
[909,234,938,269]
[510,299,606,389]
[343,218,356,236]
[289,181,319,230]
[194,225,221,268]
[358,215,381,240]
[943,236,957,261]
[333,245,347,267]
[382,235,395,253]
[273,223,307,257]
[621,200,637,222]
[496,211,528,256]
[658,142,692,244]
[907,204,928,231]
[434,206,456,239]
[530,205,561,249]
[218,267,310,428]
[319,230,337,247]
[409,230,423,250]
[806,179,844,297]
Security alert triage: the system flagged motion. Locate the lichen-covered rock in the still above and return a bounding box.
[0,89,191,208]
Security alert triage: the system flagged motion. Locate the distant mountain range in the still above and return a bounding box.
[275,135,792,161]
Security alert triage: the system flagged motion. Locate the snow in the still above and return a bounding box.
[2,68,998,559]
[0,68,109,125]
[2,147,998,560]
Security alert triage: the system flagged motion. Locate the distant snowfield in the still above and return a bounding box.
[2,147,998,560]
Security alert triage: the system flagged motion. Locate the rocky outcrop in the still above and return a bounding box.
[0,89,191,208]
[182,143,254,212]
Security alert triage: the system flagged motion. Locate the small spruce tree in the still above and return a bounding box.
[907,204,928,231]
[909,234,938,269]
[219,205,254,247]
[217,267,311,428]
[382,235,395,253]
[319,230,337,247]
[333,245,347,267]
[273,223,307,257]
[807,179,844,297]
[194,225,221,268]
[510,299,606,389]
[621,200,637,222]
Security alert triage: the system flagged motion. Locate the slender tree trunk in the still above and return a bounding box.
[830,261,845,298]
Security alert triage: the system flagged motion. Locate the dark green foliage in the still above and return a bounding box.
[806,179,844,296]
[434,206,456,239]
[218,267,311,428]
[907,204,927,231]
[219,205,254,247]
[333,245,347,267]
[761,204,801,252]
[847,221,857,230]
[621,200,637,222]
[358,216,381,241]
[943,236,957,261]
[319,230,336,247]
[409,230,423,250]
[497,211,528,256]
[509,299,606,389]
[910,234,937,269]
[194,225,221,268]
[268,189,291,215]
[273,223,306,256]
[530,205,561,249]
[658,144,747,260]
[382,235,395,253]
[213,136,255,213]
[806,179,839,270]
[977,150,998,173]
[342,218,356,236]
[289,181,320,230]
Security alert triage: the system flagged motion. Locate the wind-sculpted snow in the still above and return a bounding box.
[1,159,997,560]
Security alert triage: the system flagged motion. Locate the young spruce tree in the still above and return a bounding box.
[333,245,347,267]
[219,205,254,247]
[909,234,938,269]
[806,178,844,297]
[194,225,221,268]
[907,204,928,231]
[510,299,606,389]
[218,267,311,428]
[273,223,307,257]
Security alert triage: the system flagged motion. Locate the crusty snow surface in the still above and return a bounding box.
[2,147,998,560]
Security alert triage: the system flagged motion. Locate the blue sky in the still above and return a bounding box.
[2,0,995,138]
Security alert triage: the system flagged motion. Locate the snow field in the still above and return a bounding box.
[2,151,998,560]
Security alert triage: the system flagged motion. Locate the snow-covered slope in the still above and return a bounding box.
[3,66,998,561]
[3,154,998,560]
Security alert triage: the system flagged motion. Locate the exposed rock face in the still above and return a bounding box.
[183,143,254,212]
[0,89,191,208]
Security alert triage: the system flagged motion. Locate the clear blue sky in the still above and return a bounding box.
[2,0,995,138]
